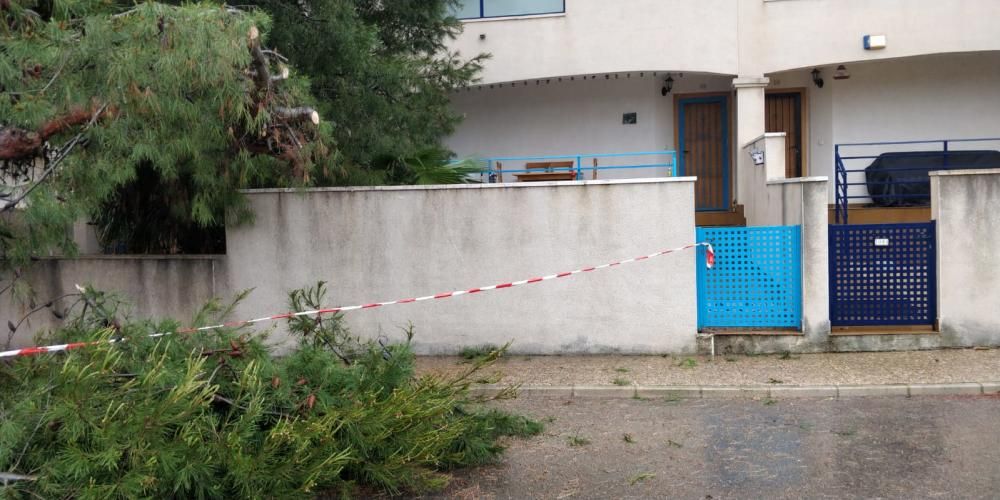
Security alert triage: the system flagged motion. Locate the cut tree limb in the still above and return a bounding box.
[274,107,320,125]
[0,106,105,161]
[247,26,271,99]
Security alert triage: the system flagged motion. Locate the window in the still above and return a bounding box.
[452,0,565,20]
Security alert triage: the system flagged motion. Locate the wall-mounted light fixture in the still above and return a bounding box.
[833,65,851,80]
[661,74,674,96]
[811,68,824,88]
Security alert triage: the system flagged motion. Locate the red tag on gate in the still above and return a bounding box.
[705,244,715,269]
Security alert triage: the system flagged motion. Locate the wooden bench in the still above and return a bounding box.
[513,161,578,182]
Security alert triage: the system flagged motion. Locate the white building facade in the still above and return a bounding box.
[444,0,1000,220]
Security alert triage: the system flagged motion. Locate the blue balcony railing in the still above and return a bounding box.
[834,137,1000,224]
[452,0,565,20]
[458,150,677,183]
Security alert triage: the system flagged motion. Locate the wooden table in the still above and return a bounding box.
[513,171,578,182]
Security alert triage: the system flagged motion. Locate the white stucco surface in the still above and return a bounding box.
[931,169,1000,347]
[448,0,1000,85]
[741,133,830,341]
[3,256,223,348]
[226,179,700,354]
[448,0,737,84]
[446,72,734,167]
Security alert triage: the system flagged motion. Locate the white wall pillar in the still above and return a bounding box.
[732,76,769,205]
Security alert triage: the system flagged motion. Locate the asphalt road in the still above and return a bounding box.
[415,394,1000,499]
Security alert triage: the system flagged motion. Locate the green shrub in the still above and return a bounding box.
[0,283,539,498]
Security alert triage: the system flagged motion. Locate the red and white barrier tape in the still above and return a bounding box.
[1,242,713,359]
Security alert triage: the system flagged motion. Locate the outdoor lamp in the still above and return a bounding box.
[811,68,824,88]
[661,74,674,96]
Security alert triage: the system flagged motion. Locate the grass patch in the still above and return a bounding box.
[628,472,655,485]
[459,344,500,362]
[567,434,591,447]
[676,357,698,369]
[767,377,784,384]
[614,367,630,373]
[612,377,631,386]
[623,433,636,444]
[476,409,545,437]
[666,439,683,448]
[763,398,778,406]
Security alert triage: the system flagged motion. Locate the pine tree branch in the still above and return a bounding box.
[212,394,289,418]
[0,472,38,485]
[261,49,288,63]
[6,55,69,97]
[1,105,107,213]
[247,26,271,102]
[0,105,108,161]
[5,293,80,348]
[274,107,319,125]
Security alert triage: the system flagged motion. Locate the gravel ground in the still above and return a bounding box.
[399,395,1000,499]
[414,349,1000,386]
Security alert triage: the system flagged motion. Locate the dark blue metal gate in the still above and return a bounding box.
[829,222,936,326]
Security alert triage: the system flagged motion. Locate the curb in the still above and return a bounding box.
[471,381,1000,400]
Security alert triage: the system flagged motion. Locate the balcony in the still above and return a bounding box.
[452,0,564,20]
[461,150,677,183]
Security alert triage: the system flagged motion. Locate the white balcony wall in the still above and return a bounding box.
[449,0,737,85]
[743,0,1000,75]
[448,0,1000,84]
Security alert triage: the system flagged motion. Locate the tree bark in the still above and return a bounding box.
[0,107,94,161]
[274,107,320,125]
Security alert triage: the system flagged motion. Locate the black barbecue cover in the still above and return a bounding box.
[865,150,1000,207]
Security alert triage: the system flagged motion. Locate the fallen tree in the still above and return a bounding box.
[0,1,330,267]
[0,283,539,497]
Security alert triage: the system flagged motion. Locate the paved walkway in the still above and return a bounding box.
[403,395,1000,499]
[415,349,1000,387]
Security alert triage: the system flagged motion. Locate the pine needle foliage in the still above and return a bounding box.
[245,0,487,169]
[0,284,538,498]
[1,0,328,261]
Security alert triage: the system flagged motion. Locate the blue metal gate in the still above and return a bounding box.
[696,226,802,329]
[829,222,936,326]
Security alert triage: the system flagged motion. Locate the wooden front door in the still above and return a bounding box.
[765,92,803,178]
[678,96,729,211]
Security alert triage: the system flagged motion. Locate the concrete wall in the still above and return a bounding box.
[2,256,222,347]
[448,0,1000,85]
[931,169,1000,347]
[741,133,830,342]
[225,179,700,355]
